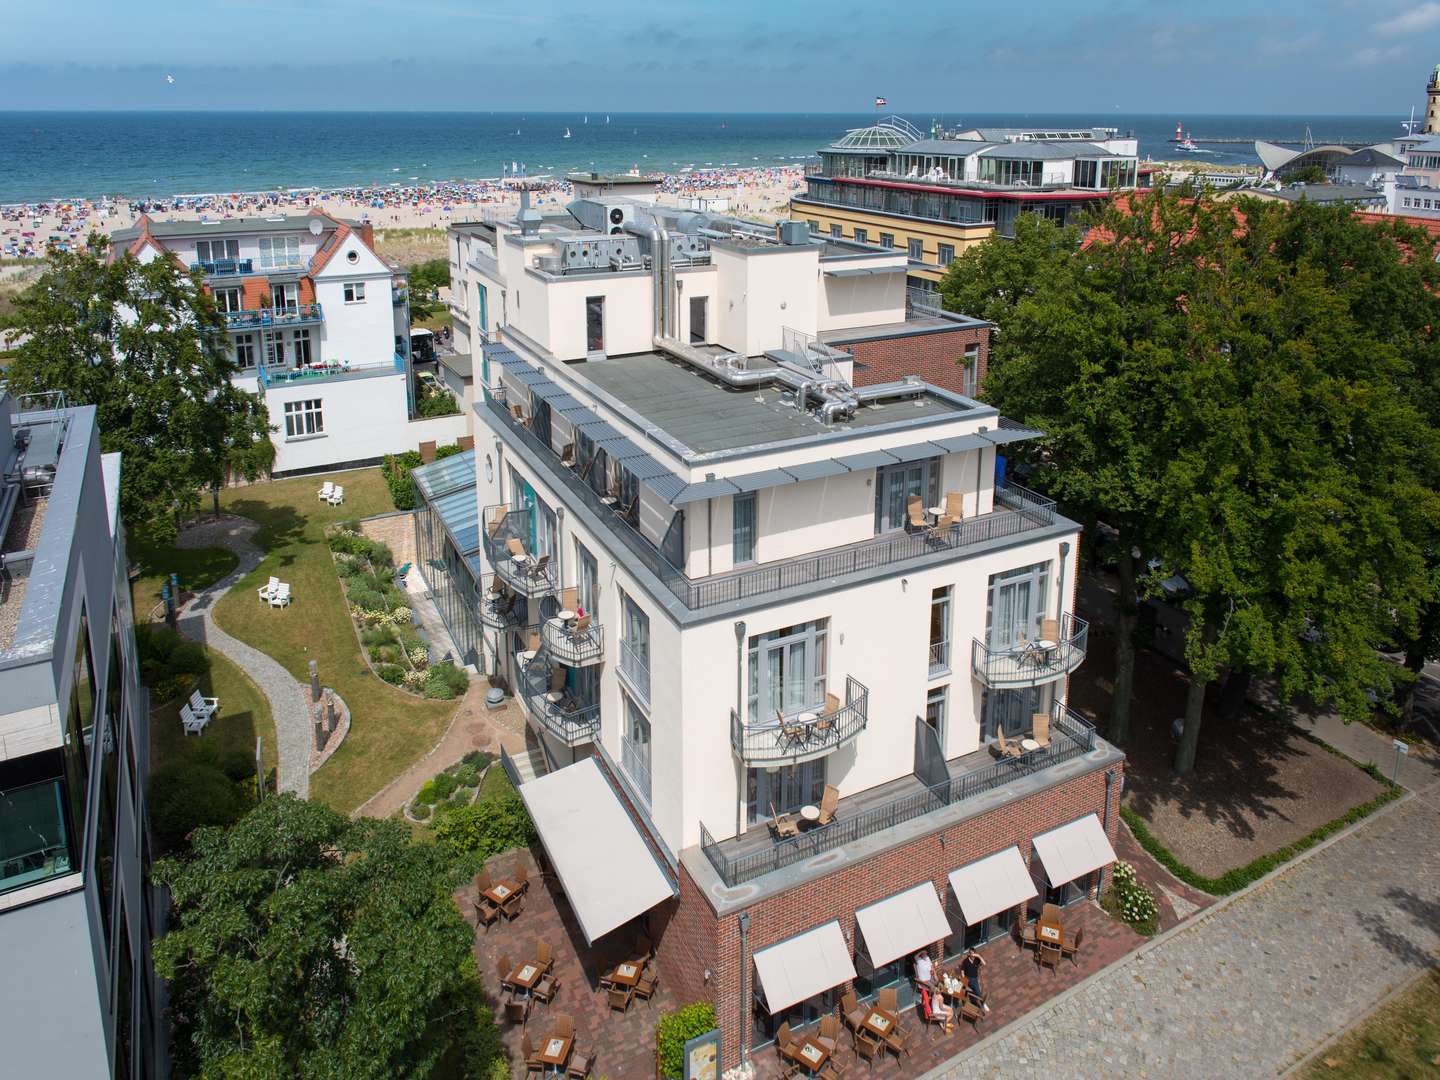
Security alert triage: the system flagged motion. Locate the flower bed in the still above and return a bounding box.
[406,750,494,823]
[1101,859,1159,936]
[328,521,469,700]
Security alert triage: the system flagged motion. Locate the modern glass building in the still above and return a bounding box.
[0,393,162,1077]
[412,450,484,668]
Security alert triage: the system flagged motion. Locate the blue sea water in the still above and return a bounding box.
[0,111,1411,205]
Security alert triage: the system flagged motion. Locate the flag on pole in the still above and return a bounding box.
[874,96,887,108]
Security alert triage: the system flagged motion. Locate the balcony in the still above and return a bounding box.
[541,614,604,667]
[971,611,1089,689]
[256,353,406,389]
[730,676,869,767]
[224,303,323,330]
[191,258,255,275]
[521,662,600,747]
[482,505,559,600]
[700,701,1098,888]
[478,574,522,630]
[484,389,1063,612]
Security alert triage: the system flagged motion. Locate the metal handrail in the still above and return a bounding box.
[541,616,604,666]
[482,504,559,598]
[971,611,1089,688]
[730,675,869,766]
[223,303,323,329]
[928,639,950,670]
[700,701,1097,887]
[485,391,1057,611]
[191,258,255,275]
[477,574,521,629]
[618,638,651,708]
[521,665,600,746]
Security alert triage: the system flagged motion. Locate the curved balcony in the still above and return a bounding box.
[477,575,521,630]
[483,505,558,600]
[971,612,1088,689]
[541,615,604,667]
[521,665,600,747]
[730,676,869,766]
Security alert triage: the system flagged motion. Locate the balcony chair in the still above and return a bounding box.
[1031,711,1051,748]
[560,586,579,613]
[511,402,529,425]
[548,666,567,702]
[994,730,1024,759]
[778,709,809,748]
[505,537,527,561]
[486,505,509,538]
[814,692,840,739]
[944,490,965,520]
[569,614,592,643]
[817,784,840,826]
[928,513,954,543]
[1060,926,1084,965]
[566,1047,595,1078]
[532,969,559,1004]
[576,453,597,482]
[419,440,437,463]
[775,1023,804,1071]
[907,495,927,531]
[768,802,801,840]
[527,553,551,583]
[559,443,575,467]
[1039,617,1061,644]
[620,494,639,523]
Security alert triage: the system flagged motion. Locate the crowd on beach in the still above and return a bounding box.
[1,165,806,259]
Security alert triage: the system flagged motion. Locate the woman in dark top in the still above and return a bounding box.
[961,949,991,1011]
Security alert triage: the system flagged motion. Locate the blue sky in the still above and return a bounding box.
[2,0,1437,113]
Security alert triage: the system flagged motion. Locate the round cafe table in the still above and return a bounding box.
[799,804,821,823]
[1020,738,1040,753]
[557,609,576,623]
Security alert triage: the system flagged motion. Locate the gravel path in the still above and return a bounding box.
[174,516,311,798]
[925,728,1440,1079]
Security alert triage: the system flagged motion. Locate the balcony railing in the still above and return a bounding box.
[256,353,406,390]
[541,615,604,667]
[700,700,1097,887]
[477,574,522,630]
[619,639,651,709]
[928,638,950,672]
[224,303,323,330]
[484,390,1059,612]
[482,505,559,599]
[730,676,869,767]
[521,664,600,747]
[191,258,254,275]
[971,611,1089,688]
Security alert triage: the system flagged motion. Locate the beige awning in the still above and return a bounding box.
[516,758,674,945]
[752,921,857,1014]
[948,847,1038,926]
[1031,814,1117,886]
[854,883,951,968]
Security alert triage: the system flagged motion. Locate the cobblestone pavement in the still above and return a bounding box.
[174,516,311,797]
[925,768,1440,1079]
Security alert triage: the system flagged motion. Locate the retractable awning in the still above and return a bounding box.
[854,883,951,968]
[516,758,675,945]
[1031,814,1117,887]
[948,847,1038,926]
[823,265,907,277]
[752,921,857,1014]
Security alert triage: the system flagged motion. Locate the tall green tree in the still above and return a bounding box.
[153,795,505,1079]
[0,242,273,534]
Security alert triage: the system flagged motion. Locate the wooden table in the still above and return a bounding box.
[792,1035,830,1074]
[484,881,521,908]
[1035,904,1064,948]
[506,961,542,994]
[610,960,643,989]
[860,1006,898,1042]
[535,1033,573,1074]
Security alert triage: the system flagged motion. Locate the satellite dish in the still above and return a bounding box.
[308,218,324,236]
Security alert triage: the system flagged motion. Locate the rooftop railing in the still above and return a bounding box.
[971,611,1089,689]
[484,390,1059,612]
[700,700,1097,887]
[730,676,869,767]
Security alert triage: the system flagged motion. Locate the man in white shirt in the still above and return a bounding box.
[914,951,933,986]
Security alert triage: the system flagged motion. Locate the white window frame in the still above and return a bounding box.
[283,399,324,439]
[258,235,301,270]
[196,238,239,264]
[234,334,256,369]
[343,281,367,303]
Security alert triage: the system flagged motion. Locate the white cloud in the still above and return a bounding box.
[1376,2,1440,35]
[1342,43,1409,67]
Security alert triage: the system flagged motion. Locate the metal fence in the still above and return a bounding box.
[541,617,605,666]
[729,676,870,766]
[971,611,1090,688]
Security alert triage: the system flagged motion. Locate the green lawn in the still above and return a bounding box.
[129,526,238,622]
[213,468,459,814]
[1302,969,1440,1079]
[150,649,278,779]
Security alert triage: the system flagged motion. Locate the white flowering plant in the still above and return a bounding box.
[1104,859,1159,936]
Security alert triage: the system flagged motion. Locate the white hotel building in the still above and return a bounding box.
[111,212,468,475]
[415,178,1122,1068]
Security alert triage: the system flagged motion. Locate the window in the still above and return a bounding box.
[343,281,366,303]
[621,693,652,803]
[620,592,651,707]
[830,224,843,238]
[807,219,820,232]
[0,750,76,895]
[963,342,979,396]
[94,632,124,939]
[879,232,895,248]
[271,282,298,311]
[689,295,708,344]
[981,684,1051,741]
[746,759,825,826]
[854,227,868,243]
[873,457,941,534]
[294,329,312,366]
[477,283,489,332]
[1074,159,1099,188]
[234,334,256,368]
[925,684,947,746]
[575,541,599,614]
[937,243,955,266]
[929,586,951,673]
[732,492,756,565]
[195,238,238,264]
[943,878,1015,959]
[257,234,301,269]
[585,295,605,353]
[213,287,242,313]
[283,398,323,438]
[747,620,828,724]
[113,903,133,1080]
[265,334,286,368]
[986,562,1052,650]
[907,238,924,260]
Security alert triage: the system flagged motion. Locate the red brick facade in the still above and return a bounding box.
[653,763,1122,1071]
[842,325,991,397]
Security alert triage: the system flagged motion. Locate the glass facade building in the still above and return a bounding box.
[412,450,485,668]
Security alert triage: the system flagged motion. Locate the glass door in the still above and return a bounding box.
[575,542,598,614]
[981,686,1050,740]
[747,761,825,824]
[986,563,1050,651]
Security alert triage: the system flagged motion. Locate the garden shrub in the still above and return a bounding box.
[169,641,210,676]
[462,750,493,771]
[432,789,536,860]
[411,801,432,821]
[453,764,479,788]
[435,442,463,459]
[448,790,471,808]
[382,451,423,510]
[418,390,460,418]
[371,645,400,666]
[423,661,469,700]
[655,1002,717,1079]
[218,749,257,784]
[148,761,247,851]
[377,664,406,686]
[135,623,211,701]
[431,772,459,801]
[361,626,397,648]
[347,587,387,614]
[415,780,440,806]
[1102,860,1159,936]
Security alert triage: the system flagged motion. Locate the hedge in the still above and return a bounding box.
[656,1003,717,1079]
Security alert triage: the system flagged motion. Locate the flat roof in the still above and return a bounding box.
[821,312,990,345]
[569,351,972,456]
[111,214,348,242]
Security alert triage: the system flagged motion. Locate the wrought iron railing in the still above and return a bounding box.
[729,676,869,766]
[477,574,522,629]
[191,258,255,275]
[482,505,558,598]
[521,665,600,747]
[224,303,323,330]
[928,639,950,671]
[541,616,604,667]
[700,701,1097,887]
[486,390,1057,611]
[971,611,1089,688]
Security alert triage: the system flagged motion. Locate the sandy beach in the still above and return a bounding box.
[0,167,805,260]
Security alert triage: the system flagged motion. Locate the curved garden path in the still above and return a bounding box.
[173,516,311,797]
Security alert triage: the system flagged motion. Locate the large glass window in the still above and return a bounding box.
[621,693,652,804]
[283,399,323,438]
[937,243,955,265]
[942,895,1015,960]
[874,457,941,534]
[271,282,298,311]
[95,633,124,938]
[585,295,605,353]
[257,234,301,269]
[929,586,951,673]
[114,902,133,1080]
[213,287,242,313]
[986,561,1051,650]
[854,949,915,1008]
[925,685,948,746]
[907,238,923,260]
[619,591,650,706]
[752,982,837,1050]
[195,238,239,264]
[234,334,256,369]
[575,541,599,614]
[980,684,1052,741]
[0,750,76,895]
[62,607,95,852]
[732,492,756,565]
[747,759,825,826]
[747,620,829,723]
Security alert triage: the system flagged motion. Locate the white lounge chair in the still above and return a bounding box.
[257,576,281,602]
[326,485,345,506]
[317,480,334,501]
[188,689,219,719]
[269,584,292,608]
[180,703,209,736]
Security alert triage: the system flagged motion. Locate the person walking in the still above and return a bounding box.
[961,948,991,1012]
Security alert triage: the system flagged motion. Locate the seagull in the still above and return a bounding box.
[165,74,175,84]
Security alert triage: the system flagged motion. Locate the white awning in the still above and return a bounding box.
[948,847,1038,926]
[516,758,675,945]
[752,921,857,1014]
[854,883,951,968]
[1031,814,1117,886]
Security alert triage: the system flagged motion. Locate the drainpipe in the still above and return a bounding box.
[1099,769,1115,896]
[1057,541,1070,625]
[556,507,565,599]
[734,620,746,839]
[975,428,987,506]
[738,912,751,1066]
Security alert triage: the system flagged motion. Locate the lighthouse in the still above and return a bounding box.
[1427,64,1440,134]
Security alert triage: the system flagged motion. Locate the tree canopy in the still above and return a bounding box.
[153,795,504,1080]
[0,244,273,535]
[944,187,1440,771]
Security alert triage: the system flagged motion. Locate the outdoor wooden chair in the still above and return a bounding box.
[522,1035,546,1079]
[511,402,528,424]
[576,452,597,482]
[918,989,950,1040]
[841,991,867,1035]
[853,1028,883,1066]
[473,868,493,896]
[1060,926,1084,965]
[457,435,474,451]
[567,1048,596,1078]
[877,987,899,1014]
[513,863,531,895]
[475,900,500,932]
[559,586,579,613]
[536,940,554,974]
[817,1015,842,1053]
[1037,941,1062,973]
[569,613,592,641]
[817,1061,848,1079]
[1039,617,1061,643]
[419,440,437,463]
[994,730,1024,760]
[635,967,659,1004]
[528,553,551,582]
[817,784,840,826]
[621,494,639,522]
[958,992,984,1030]
[778,708,809,747]
[532,970,559,1004]
[549,666,567,696]
[928,513,954,542]
[552,1013,575,1040]
[1032,710,1051,748]
[504,995,531,1026]
[486,505,509,538]
[498,953,517,991]
[907,495,927,531]
[635,933,654,961]
[768,803,801,840]
[500,889,525,921]
[944,489,964,521]
[606,984,634,1013]
[506,537,528,560]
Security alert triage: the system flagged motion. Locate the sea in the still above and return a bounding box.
[0,111,1413,205]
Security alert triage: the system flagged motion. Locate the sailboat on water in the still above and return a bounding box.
[563,127,572,139]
